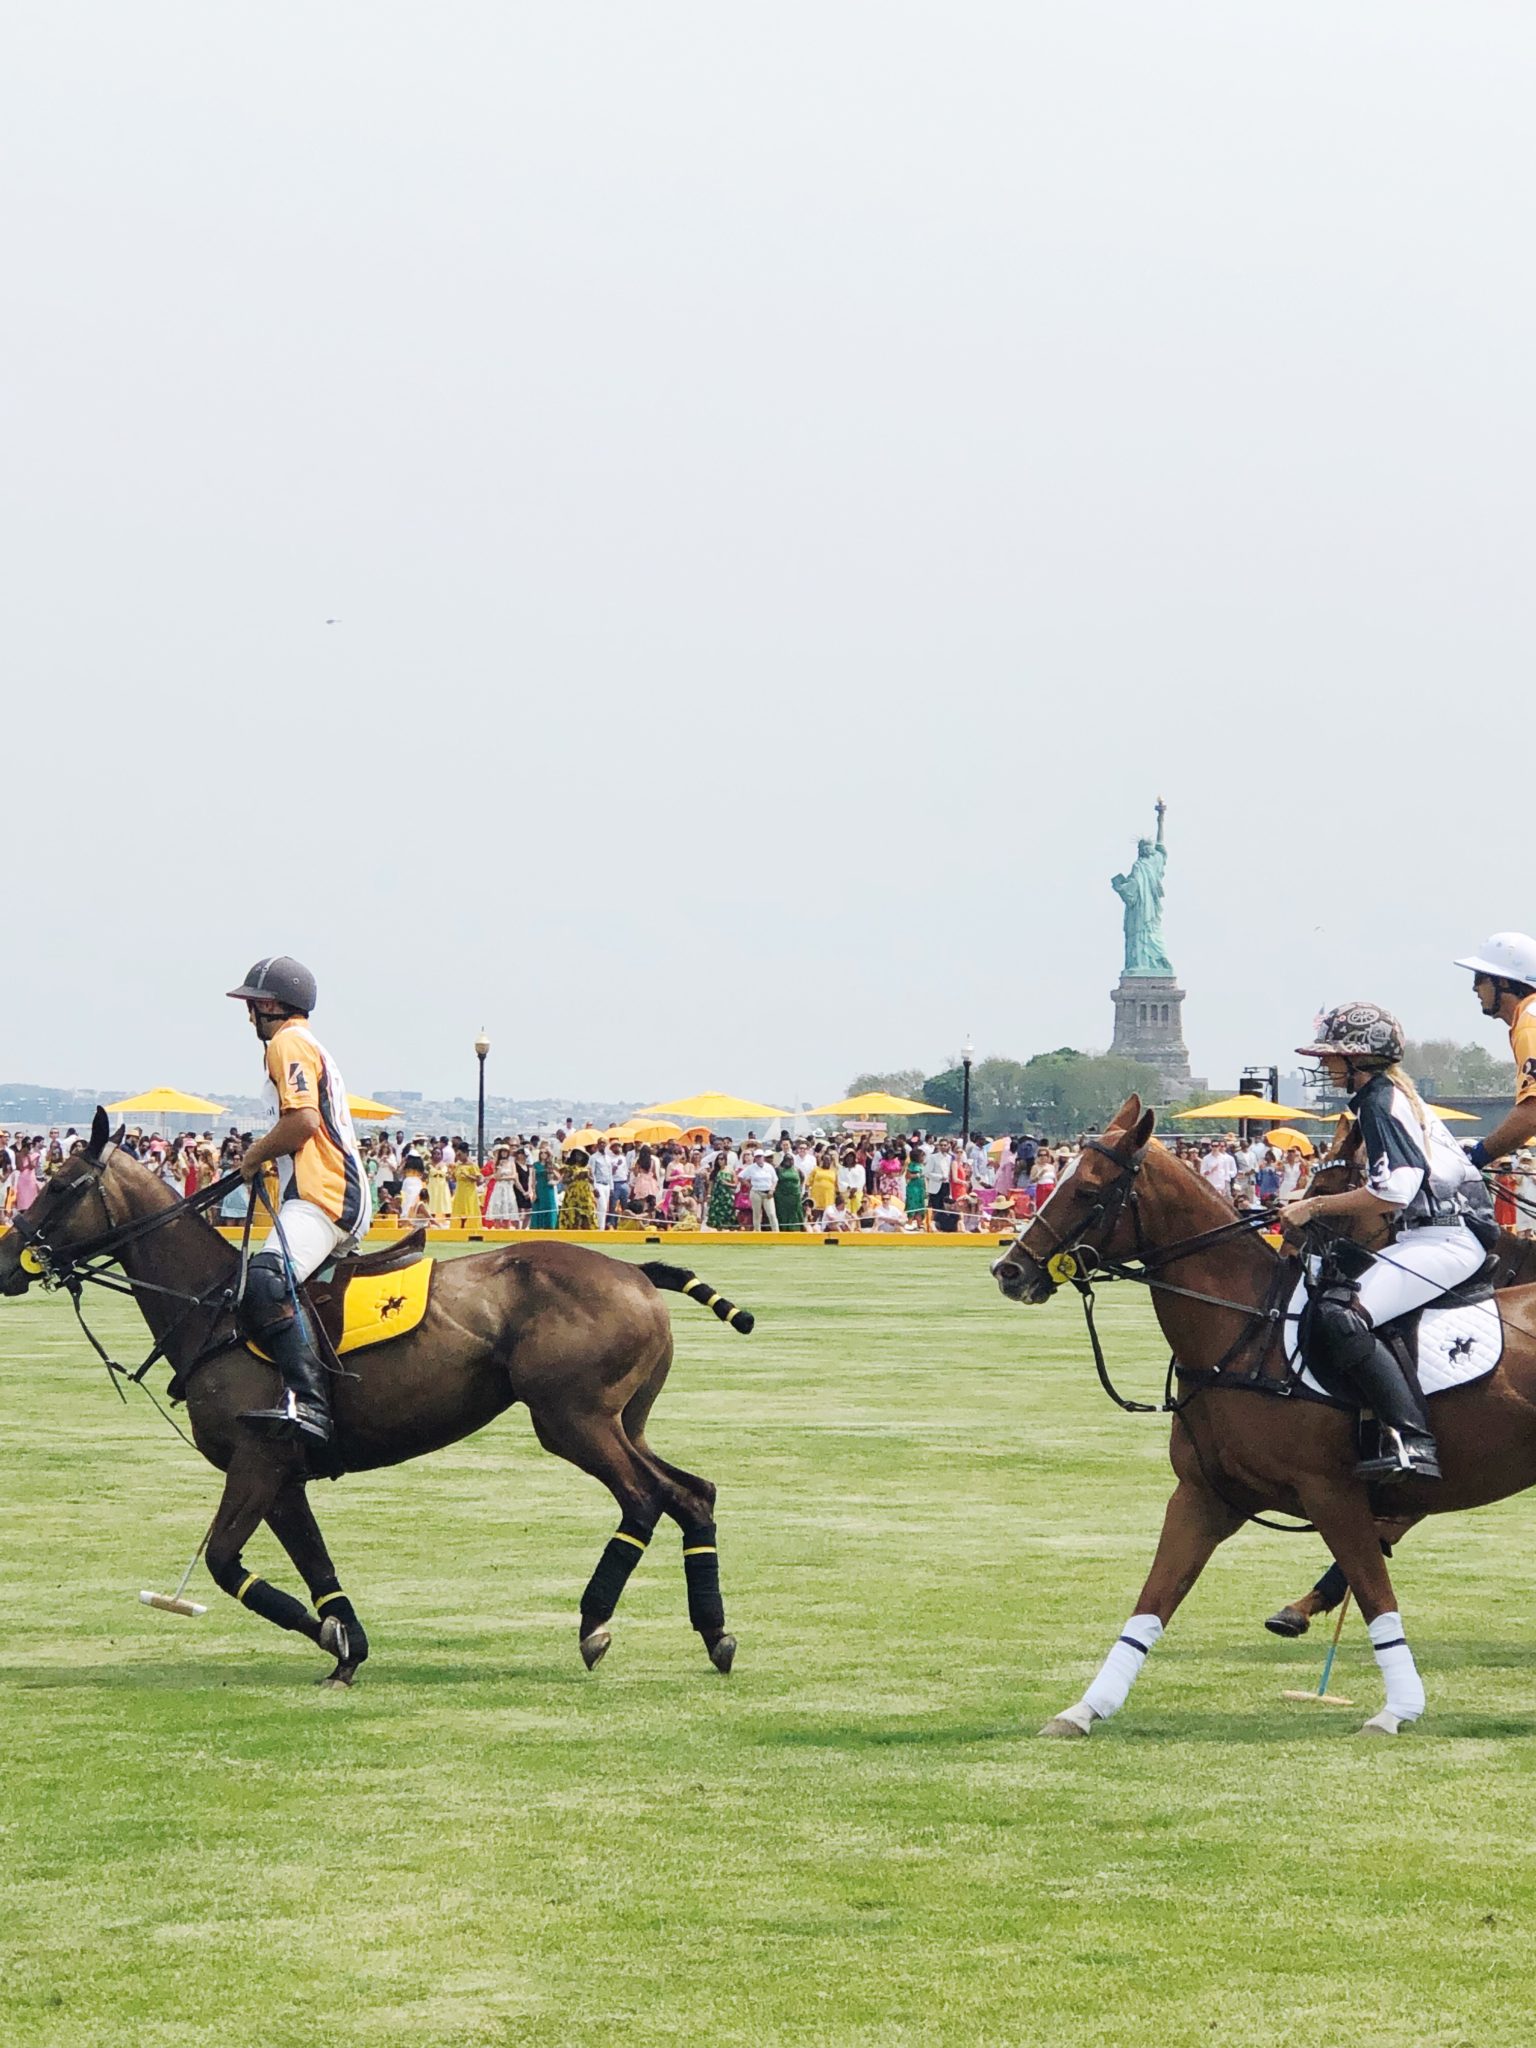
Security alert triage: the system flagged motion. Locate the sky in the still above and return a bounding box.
[5,5,1533,1107]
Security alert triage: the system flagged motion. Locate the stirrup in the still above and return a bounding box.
[240,1390,333,1445]
[1354,1426,1440,1484]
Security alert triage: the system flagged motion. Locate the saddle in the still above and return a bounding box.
[244,1228,434,1365]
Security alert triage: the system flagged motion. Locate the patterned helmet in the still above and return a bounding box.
[1295,1001,1404,1065]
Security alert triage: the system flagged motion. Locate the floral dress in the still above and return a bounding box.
[707,1167,738,1230]
[559,1163,598,1230]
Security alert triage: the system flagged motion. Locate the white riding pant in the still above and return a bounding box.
[1356,1222,1485,1329]
[260,1198,352,1285]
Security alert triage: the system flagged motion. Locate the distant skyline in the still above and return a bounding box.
[6,6,1532,1104]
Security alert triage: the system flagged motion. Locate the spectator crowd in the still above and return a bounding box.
[7,1120,1532,1238]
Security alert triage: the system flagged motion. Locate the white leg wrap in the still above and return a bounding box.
[1367,1609,1424,1725]
[1078,1613,1164,1723]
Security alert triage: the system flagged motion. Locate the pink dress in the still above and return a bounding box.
[13,1152,39,1212]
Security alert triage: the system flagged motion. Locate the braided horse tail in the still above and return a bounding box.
[640,1262,755,1334]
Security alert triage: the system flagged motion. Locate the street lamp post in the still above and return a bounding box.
[961,1039,975,1148]
[474,1029,491,1165]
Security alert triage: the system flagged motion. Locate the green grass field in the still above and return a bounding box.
[2,1245,1533,2047]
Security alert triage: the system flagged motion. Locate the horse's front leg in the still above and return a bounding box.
[204,1447,328,1662]
[1040,1476,1243,1738]
[1293,1480,1423,1736]
[266,1478,368,1687]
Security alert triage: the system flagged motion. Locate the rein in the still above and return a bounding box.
[11,1157,252,1396]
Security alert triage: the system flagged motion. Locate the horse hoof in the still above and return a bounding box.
[319,1615,351,1664]
[1265,1605,1311,1638]
[1358,1710,1406,1736]
[319,1668,355,1690]
[709,1633,736,1674]
[1038,1713,1092,1739]
[580,1628,612,1671]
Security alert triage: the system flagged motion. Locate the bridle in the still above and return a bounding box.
[1002,1137,1294,1414]
[7,1147,250,1393]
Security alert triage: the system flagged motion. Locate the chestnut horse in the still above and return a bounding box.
[992,1097,1536,1735]
[0,1111,751,1685]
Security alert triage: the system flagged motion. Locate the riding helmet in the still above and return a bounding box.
[226,956,318,1015]
[1296,1001,1403,1065]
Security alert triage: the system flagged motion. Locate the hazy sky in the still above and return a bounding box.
[6,6,1532,1105]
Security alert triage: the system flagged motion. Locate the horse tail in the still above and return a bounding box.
[640,1262,755,1334]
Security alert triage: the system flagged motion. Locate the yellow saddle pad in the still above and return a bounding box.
[330,1258,433,1353]
[246,1256,433,1362]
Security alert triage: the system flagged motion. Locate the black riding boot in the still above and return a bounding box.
[240,1305,334,1445]
[1345,1337,1440,1483]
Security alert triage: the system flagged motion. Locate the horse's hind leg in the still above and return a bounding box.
[204,1450,328,1665]
[266,1478,368,1688]
[624,1370,733,1670]
[1041,1477,1242,1738]
[528,1405,668,1670]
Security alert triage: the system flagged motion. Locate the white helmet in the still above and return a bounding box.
[1454,932,1536,989]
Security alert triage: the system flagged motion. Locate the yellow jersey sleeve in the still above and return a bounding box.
[1511,1002,1536,1103]
[267,1026,322,1114]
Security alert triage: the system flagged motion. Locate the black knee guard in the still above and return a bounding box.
[1311,1561,1350,1611]
[581,1517,654,1628]
[210,1554,316,1634]
[238,1251,295,1340]
[681,1520,724,1636]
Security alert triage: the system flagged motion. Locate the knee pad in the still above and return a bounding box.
[238,1252,295,1338]
[1310,1295,1373,1371]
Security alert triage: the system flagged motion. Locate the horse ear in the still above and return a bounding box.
[112,1125,126,1148]
[89,1108,110,1156]
[1129,1106,1156,1155]
[1108,1095,1142,1131]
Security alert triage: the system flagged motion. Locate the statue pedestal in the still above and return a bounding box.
[1110,976,1197,1093]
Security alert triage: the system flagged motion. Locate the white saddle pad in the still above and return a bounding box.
[1283,1273,1503,1398]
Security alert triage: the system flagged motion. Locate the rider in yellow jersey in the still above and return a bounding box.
[1456,933,1536,1172]
[227,956,368,1445]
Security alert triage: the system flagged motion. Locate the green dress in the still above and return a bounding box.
[904,1161,927,1216]
[774,1159,804,1229]
[707,1168,738,1230]
[529,1160,558,1228]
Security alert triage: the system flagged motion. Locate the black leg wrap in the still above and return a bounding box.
[581,1518,653,1627]
[314,1581,368,1663]
[211,1555,317,1636]
[681,1520,725,1636]
[1311,1561,1350,1611]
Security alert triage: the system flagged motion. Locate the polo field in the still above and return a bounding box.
[3,1244,1533,2047]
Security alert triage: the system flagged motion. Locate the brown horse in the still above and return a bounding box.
[0,1111,751,1685]
[1265,1131,1536,1635]
[992,1096,1536,1735]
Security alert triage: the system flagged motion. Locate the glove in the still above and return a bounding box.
[1469,1140,1491,1170]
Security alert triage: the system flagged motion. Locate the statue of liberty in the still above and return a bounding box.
[1111,799,1174,978]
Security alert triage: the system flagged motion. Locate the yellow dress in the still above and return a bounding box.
[450,1163,483,1225]
[426,1160,452,1221]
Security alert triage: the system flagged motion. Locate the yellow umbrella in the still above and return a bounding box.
[1428,1104,1480,1122]
[801,1091,949,1118]
[640,1092,787,1123]
[630,1120,682,1143]
[1170,1096,1326,1122]
[563,1127,604,1149]
[347,1095,400,1122]
[107,1087,227,1117]
[1262,1128,1316,1156]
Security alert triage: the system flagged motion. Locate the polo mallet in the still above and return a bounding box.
[1282,1588,1354,1707]
[139,1520,212,1617]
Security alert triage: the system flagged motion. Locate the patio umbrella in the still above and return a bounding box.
[801,1091,949,1119]
[640,1092,787,1123]
[107,1087,228,1118]
[1428,1105,1480,1121]
[1263,1128,1316,1156]
[1170,1096,1326,1122]
[347,1095,401,1122]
